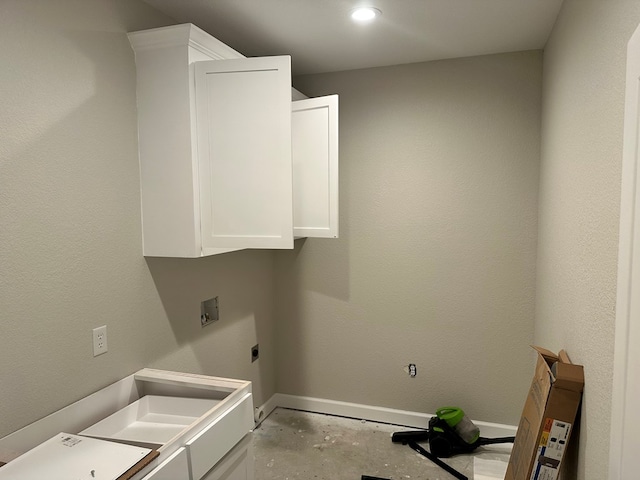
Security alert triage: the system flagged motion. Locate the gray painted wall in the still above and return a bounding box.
[0,0,278,438]
[281,51,542,426]
[536,1,640,477]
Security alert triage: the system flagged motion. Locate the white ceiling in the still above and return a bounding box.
[142,0,564,76]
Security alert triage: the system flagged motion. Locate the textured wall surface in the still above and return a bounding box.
[0,0,278,438]
[536,1,640,478]
[279,52,542,426]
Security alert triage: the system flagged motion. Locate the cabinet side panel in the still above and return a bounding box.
[134,47,199,257]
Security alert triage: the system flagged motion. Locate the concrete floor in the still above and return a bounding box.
[252,408,511,480]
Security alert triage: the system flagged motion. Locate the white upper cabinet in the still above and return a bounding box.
[292,95,339,238]
[128,24,337,257]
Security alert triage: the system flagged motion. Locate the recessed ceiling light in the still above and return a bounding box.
[351,7,381,23]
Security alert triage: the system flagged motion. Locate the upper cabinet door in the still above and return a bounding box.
[292,95,339,238]
[195,56,294,252]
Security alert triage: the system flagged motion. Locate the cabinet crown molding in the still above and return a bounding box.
[128,23,243,61]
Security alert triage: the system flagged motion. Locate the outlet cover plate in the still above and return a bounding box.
[93,325,108,356]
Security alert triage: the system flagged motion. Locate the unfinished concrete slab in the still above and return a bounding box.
[252,408,511,480]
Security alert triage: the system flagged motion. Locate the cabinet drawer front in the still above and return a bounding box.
[144,447,189,480]
[186,393,253,480]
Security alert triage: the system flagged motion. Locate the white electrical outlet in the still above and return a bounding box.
[93,325,108,356]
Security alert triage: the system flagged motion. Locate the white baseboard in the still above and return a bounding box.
[254,393,517,439]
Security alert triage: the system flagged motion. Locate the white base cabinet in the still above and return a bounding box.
[128,23,338,257]
[0,370,255,480]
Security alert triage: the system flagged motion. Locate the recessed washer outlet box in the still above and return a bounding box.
[200,296,219,327]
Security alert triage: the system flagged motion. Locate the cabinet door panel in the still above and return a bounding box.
[144,448,189,480]
[186,393,253,480]
[201,436,253,480]
[292,95,339,238]
[195,57,293,252]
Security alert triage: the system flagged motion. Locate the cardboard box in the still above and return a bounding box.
[505,346,584,480]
